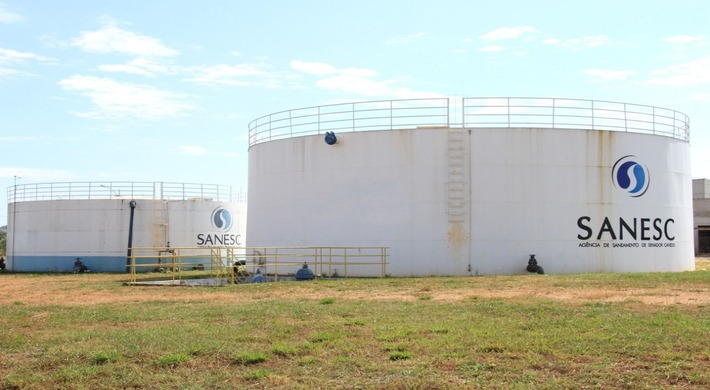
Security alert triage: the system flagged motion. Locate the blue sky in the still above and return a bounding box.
[2,0,710,222]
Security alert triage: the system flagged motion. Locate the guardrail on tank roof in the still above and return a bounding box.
[248,97,690,147]
[7,181,245,203]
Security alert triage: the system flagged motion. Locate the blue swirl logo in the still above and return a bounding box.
[612,155,650,197]
[211,207,233,231]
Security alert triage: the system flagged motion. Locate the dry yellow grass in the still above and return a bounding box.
[3,258,709,308]
[2,258,709,389]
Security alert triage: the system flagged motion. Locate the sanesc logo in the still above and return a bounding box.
[576,155,675,245]
[198,207,241,246]
[612,155,650,197]
[211,207,233,231]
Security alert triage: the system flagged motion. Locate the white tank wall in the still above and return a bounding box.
[247,127,693,276]
[7,199,246,272]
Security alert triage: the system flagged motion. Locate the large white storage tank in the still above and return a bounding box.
[247,97,693,276]
[6,182,246,272]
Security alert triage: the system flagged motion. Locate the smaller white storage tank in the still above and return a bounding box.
[5,182,246,272]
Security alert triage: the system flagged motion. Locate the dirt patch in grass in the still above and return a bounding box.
[0,274,237,307]
[2,258,709,307]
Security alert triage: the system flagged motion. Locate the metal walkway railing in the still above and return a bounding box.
[7,181,245,203]
[248,97,689,147]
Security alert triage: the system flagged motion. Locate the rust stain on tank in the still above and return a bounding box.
[447,221,468,268]
[587,129,617,271]
[588,129,615,206]
[150,223,165,247]
[447,222,468,250]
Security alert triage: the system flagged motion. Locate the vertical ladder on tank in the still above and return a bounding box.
[447,129,468,222]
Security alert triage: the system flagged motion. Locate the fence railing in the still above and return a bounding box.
[462,97,689,141]
[126,245,389,284]
[249,98,450,147]
[7,181,245,203]
[248,97,690,147]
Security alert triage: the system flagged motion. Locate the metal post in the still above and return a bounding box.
[10,175,20,271]
[274,248,278,281]
[130,252,135,283]
[171,250,177,281]
[652,106,656,135]
[288,110,293,138]
[126,200,137,273]
[462,97,466,127]
[315,247,320,277]
[552,98,556,128]
[507,98,511,127]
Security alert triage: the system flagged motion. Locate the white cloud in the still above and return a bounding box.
[0,48,49,63]
[0,48,51,78]
[685,93,710,102]
[663,35,704,44]
[0,135,45,142]
[177,145,207,156]
[480,45,505,52]
[0,67,31,77]
[579,35,609,47]
[543,35,610,48]
[645,57,710,86]
[385,32,430,45]
[583,69,637,81]
[339,67,379,78]
[292,59,438,99]
[98,63,153,76]
[70,18,178,78]
[72,25,178,57]
[185,63,281,87]
[290,60,377,79]
[98,58,178,77]
[58,75,194,119]
[290,60,337,75]
[0,167,72,181]
[479,26,537,41]
[316,75,391,96]
[0,2,23,23]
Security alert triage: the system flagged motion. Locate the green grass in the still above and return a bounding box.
[91,351,122,365]
[156,353,190,367]
[1,271,709,388]
[232,352,269,365]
